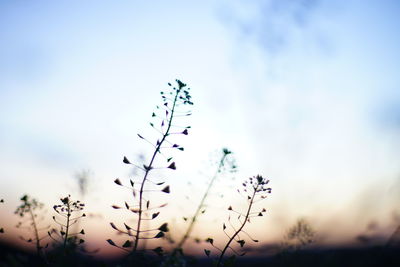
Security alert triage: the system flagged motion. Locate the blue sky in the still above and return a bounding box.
[1,0,400,252]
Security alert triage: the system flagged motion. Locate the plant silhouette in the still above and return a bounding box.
[15,194,49,259]
[48,195,86,254]
[177,148,237,249]
[0,198,4,234]
[281,218,315,251]
[205,175,272,267]
[108,79,193,256]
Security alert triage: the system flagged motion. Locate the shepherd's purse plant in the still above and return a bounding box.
[205,175,272,267]
[108,79,193,256]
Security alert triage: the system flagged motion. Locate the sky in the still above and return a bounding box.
[1,0,400,257]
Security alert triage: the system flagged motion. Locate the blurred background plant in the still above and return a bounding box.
[281,218,315,252]
[177,148,237,249]
[14,194,49,260]
[161,148,237,266]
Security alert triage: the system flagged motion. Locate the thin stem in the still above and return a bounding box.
[216,185,258,267]
[28,205,41,256]
[63,201,71,250]
[133,87,180,252]
[177,153,228,249]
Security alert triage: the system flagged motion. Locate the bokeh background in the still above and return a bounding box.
[1,0,400,258]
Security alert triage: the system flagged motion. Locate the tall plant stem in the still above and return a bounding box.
[63,202,71,250]
[28,206,41,255]
[176,153,228,249]
[133,88,180,252]
[216,185,258,267]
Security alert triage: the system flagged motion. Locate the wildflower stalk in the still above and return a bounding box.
[63,201,71,249]
[109,80,193,255]
[177,148,233,249]
[28,206,41,253]
[0,198,4,234]
[50,195,86,254]
[205,175,271,267]
[15,195,48,258]
[134,90,179,252]
[216,187,257,267]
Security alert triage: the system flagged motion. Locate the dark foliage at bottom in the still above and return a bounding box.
[1,241,399,267]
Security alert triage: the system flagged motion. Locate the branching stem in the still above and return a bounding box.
[133,87,180,252]
[177,152,229,249]
[216,185,259,267]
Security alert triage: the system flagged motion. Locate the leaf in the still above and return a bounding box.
[146,200,150,209]
[125,202,129,209]
[258,212,263,216]
[182,129,188,135]
[106,239,116,246]
[154,232,165,238]
[168,162,176,170]
[206,238,214,245]
[79,239,85,244]
[167,157,173,162]
[201,209,206,214]
[161,186,170,193]
[204,249,211,257]
[111,205,121,209]
[152,212,160,219]
[114,178,122,186]
[123,156,131,164]
[223,223,226,230]
[158,223,169,232]
[238,240,245,247]
[110,222,118,230]
[228,206,232,210]
[156,182,165,185]
[178,147,184,151]
[137,134,144,139]
[122,240,132,248]
[80,229,85,235]
[130,179,134,187]
[124,223,131,230]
